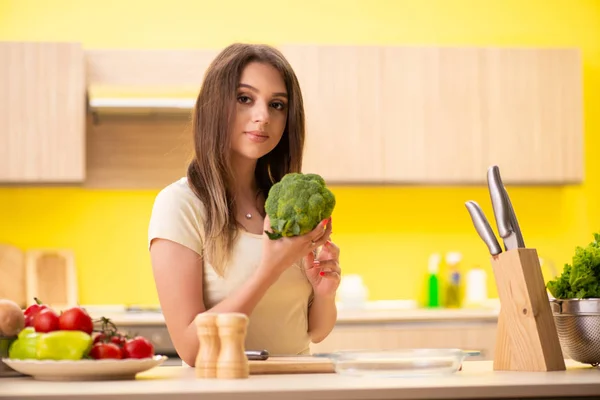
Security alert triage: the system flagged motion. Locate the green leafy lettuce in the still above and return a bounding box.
[546,232,600,299]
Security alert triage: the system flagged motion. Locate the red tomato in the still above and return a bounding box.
[89,343,123,360]
[93,332,127,348]
[23,298,49,327]
[122,336,154,359]
[110,334,127,348]
[33,309,60,333]
[24,314,36,327]
[93,332,107,344]
[58,307,94,334]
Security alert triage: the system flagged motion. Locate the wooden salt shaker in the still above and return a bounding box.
[216,312,249,379]
[194,312,220,378]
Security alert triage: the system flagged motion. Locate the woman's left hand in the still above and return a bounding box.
[304,238,341,298]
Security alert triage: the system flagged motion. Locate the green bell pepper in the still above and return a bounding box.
[8,329,92,361]
[8,327,41,360]
[36,330,92,361]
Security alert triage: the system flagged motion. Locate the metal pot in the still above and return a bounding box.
[550,298,600,366]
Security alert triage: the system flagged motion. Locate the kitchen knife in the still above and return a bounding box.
[245,350,321,360]
[465,200,503,256]
[487,166,525,251]
[245,349,269,360]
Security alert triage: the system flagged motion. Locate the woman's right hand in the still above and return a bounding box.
[257,216,332,280]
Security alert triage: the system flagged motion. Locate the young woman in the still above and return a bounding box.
[148,43,341,367]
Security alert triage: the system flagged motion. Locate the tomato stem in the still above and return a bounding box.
[93,317,123,337]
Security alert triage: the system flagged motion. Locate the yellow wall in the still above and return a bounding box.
[0,0,598,306]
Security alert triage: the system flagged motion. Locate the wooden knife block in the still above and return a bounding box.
[490,248,565,372]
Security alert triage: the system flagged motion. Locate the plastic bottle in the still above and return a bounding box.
[444,252,463,308]
[426,253,441,308]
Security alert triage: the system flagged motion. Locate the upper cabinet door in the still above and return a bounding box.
[280,45,384,183]
[480,48,583,184]
[281,45,583,185]
[381,47,488,184]
[0,42,86,183]
[381,46,583,184]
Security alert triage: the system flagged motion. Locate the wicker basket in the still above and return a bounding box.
[550,298,600,367]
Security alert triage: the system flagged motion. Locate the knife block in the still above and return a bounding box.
[490,248,565,372]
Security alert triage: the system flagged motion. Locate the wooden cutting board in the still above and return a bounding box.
[0,244,26,308]
[25,249,78,310]
[249,357,335,374]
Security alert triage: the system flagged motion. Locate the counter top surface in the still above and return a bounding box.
[1,360,598,400]
[91,307,500,326]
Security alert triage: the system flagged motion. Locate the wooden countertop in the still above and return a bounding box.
[93,307,499,327]
[334,307,499,324]
[1,360,598,400]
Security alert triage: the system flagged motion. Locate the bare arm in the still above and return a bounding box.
[150,238,276,366]
[307,293,337,343]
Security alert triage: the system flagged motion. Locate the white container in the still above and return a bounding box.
[337,274,368,309]
[464,268,488,307]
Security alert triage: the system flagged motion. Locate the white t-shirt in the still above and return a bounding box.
[148,177,313,356]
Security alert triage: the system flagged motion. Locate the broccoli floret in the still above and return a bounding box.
[264,172,336,240]
[547,232,600,299]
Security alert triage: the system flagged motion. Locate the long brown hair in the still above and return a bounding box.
[187,43,305,276]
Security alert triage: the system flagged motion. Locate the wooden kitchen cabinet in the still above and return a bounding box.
[480,49,583,184]
[0,42,86,183]
[280,45,583,185]
[309,320,498,361]
[77,44,583,188]
[280,45,384,183]
[380,47,487,183]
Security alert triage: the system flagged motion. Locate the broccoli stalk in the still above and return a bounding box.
[264,173,336,240]
[546,232,600,299]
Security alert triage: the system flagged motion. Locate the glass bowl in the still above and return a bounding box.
[315,348,480,377]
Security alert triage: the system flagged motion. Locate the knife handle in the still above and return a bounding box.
[245,349,269,360]
[465,200,503,256]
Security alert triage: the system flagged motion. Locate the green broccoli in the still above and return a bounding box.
[264,172,336,240]
[546,232,600,299]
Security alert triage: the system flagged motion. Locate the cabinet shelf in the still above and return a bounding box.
[88,97,195,113]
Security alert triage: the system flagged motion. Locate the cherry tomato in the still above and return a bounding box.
[24,314,36,327]
[89,343,123,360]
[93,332,107,344]
[33,309,60,333]
[94,331,127,348]
[110,334,127,348]
[23,298,49,327]
[58,306,94,334]
[122,336,154,359]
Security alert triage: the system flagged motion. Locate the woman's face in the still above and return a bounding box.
[230,61,288,161]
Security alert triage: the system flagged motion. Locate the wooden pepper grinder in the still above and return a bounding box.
[216,312,249,379]
[194,312,220,378]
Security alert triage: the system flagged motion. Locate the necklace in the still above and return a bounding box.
[243,189,262,220]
